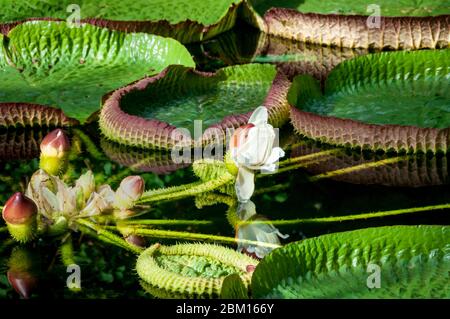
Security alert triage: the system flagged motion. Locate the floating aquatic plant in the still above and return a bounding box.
[0,0,245,43]
[136,243,258,298]
[251,225,450,298]
[289,49,450,153]
[99,64,290,149]
[0,20,194,125]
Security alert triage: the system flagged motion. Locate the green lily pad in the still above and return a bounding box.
[251,0,449,16]
[136,243,257,298]
[122,64,277,133]
[100,63,291,150]
[0,0,243,43]
[0,20,195,124]
[251,225,450,298]
[290,49,450,153]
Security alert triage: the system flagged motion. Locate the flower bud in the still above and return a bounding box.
[7,270,38,299]
[2,193,38,243]
[113,176,145,210]
[125,234,146,248]
[7,247,38,299]
[39,129,70,175]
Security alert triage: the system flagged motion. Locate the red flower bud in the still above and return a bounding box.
[2,193,37,225]
[7,270,38,299]
[2,193,38,242]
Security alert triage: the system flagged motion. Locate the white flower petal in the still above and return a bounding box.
[80,192,111,217]
[237,200,257,220]
[41,187,59,213]
[248,106,268,126]
[75,170,95,201]
[235,167,255,203]
[98,185,115,206]
[266,147,285,164]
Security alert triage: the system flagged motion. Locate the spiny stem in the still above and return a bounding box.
[59,234,76,267]
[0,226,7,233]
[258,155,332,177]
[253,183,290,195]
[309,156,406,182]
[277,149,341,167]
[244,203,450,226]
[139,173,234,204]
[122,227,281,249]
[75,219,142,254]
[140,180,203,199]
[117,219,213,226]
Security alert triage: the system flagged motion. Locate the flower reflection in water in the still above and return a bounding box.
[235,200,288,259]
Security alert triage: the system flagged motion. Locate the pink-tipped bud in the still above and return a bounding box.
[120,176,145,200]
[114,176,145,210]
[2,193,38,243]
[2,193,37,225]
[40,129,70,158]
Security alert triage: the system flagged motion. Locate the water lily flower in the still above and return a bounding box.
[229,106,285,202]
[39,129,71,175]
[235,200,288,259]
[2,192,38,242]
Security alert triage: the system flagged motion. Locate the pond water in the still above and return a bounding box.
[0,23,449,299]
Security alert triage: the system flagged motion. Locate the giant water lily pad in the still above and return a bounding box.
[290,49,450,154]
[136,243,257,298]
[0,0,244,43]
[248,0,449,49]
[100,63,291,150]
[251,225,450,298]
[0,20,194,125]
